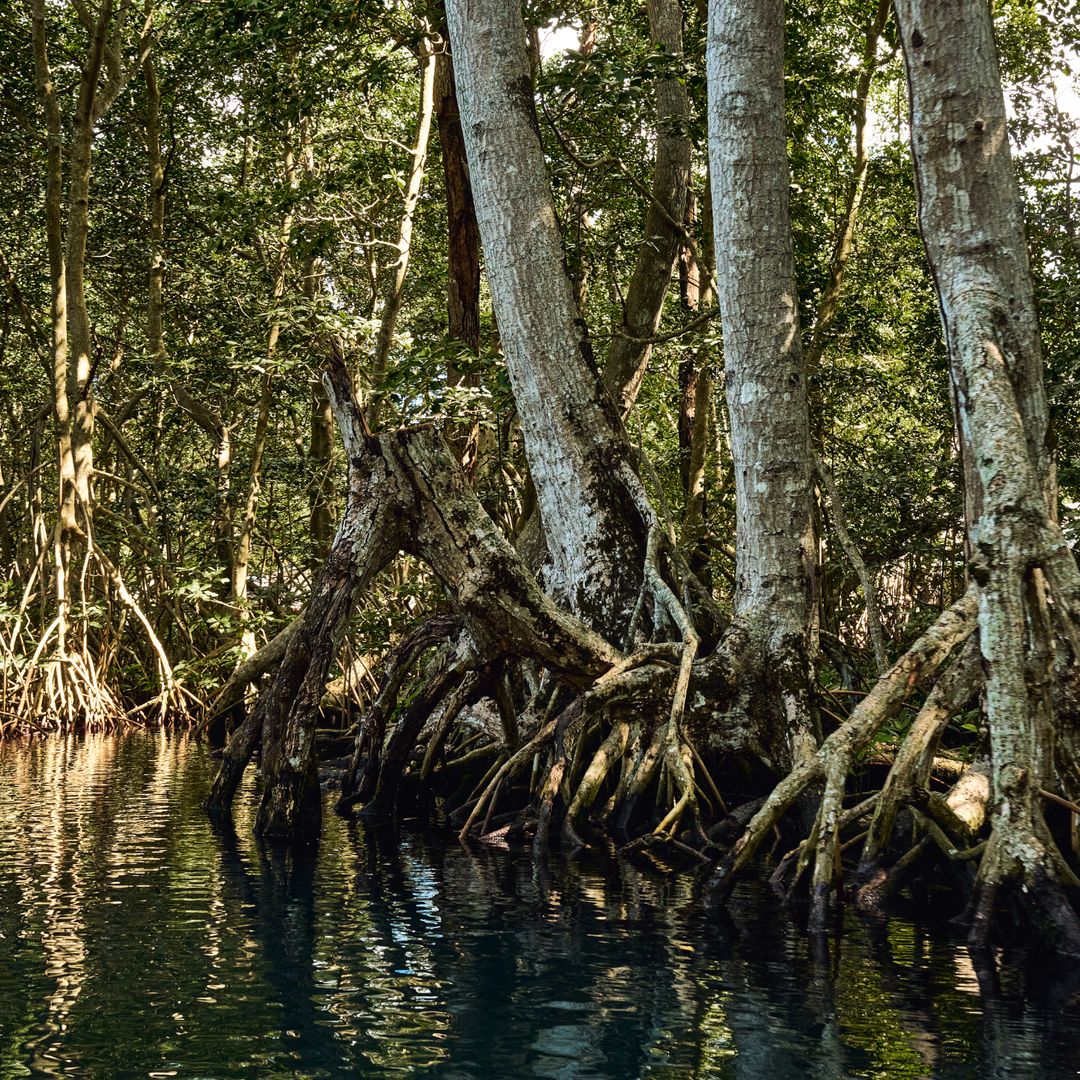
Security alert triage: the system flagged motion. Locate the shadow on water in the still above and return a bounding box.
[1,732,1080,1078]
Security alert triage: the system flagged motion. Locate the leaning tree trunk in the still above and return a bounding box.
[703,0,817,769]
[599,0,691,417]
[446,0,651,641]
[253,481,401,839]
[209,346,626,838]
[896,0,1080,953]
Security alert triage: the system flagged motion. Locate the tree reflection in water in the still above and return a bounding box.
[1,732,1078,1078]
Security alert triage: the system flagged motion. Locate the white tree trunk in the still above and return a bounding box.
[897,0,1080,949]
[707,0,814,641]
[898,0,1055,504]
[445,0,646,638]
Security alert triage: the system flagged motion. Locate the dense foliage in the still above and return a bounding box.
[0,1,1075,723]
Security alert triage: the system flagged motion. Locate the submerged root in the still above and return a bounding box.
[702,582,1080,954]
[562,719,630,847]
[965,799,1080,956]
[337,614,461,814]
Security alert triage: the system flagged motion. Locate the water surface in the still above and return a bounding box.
[1,733,1078,1078]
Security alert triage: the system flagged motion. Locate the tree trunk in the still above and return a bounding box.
[31,0,77,680]
[706,0,817,763]
[446,0,649,640]
[803,0,890,378]
[600,0,691,416]
[436,48,480,355]
[297,114,336,569]
[817,454,888,673]
[434,43,483,470]
[233,130,297,643]
[677,188,713,575]
[308,376,335,567]
[144,51,236,622]
[896,0,1080,952]
[63,6,111,538]
[254,493,399,839]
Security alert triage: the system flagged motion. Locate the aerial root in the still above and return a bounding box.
[12,628,126,734]
[337,614,459,812]
[624,522,704,846]
[561,719,630,847]
[349,549,981,879]
[705,590,977,919]
[457,656,664,843]
[770,793,879,901]
[93,546,191,723]
[449,642,714,853]
[4,540,192,735]
[858,641,980,874]
[420,670,483,782]
[702,591,1080,954]
[459,712,561,842]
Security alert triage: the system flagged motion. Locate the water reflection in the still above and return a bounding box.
[1,734,1079,1078]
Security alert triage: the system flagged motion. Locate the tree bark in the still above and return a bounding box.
[706,0,817,761]
[446,0,649,639]
[600,0,691,415]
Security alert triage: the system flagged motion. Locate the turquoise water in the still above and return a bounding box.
[0,733,1078,1078]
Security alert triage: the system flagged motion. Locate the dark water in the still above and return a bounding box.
[1,735,1079,1078]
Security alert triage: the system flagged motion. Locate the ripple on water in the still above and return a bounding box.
[1,732,1080,1079]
